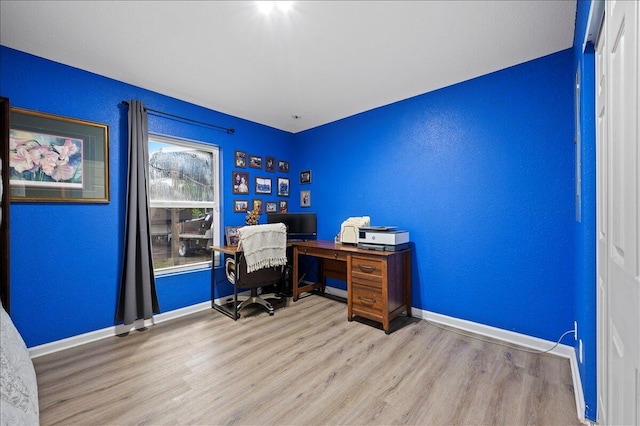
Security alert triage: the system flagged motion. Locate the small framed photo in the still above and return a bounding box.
[234,150,246,168]
[277,177,290,197]
[252,199,263,214]
[300,170,312,184]
[300,190,311,207]
[232,171,249,194]
[225,226,240,246]
[265,201,277,213]
[278,160,289,173]
[279,200,288,213]
[249,155,262,169]
[266,156,276,172]
[255,176,272,194]
[234,199,249,213]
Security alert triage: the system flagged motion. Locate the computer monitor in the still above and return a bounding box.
[267,212,317,240]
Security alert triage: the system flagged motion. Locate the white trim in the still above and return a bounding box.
[28,301,212,358]
[583,0,605,52]
[27,296,586,423]
[412,307,586,423]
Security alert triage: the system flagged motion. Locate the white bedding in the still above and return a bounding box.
[0,304,39,426]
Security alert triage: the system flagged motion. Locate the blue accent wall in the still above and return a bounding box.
[0,46,294,346]
[1,41,578,379]
[296,49,576,341]
[572,0,597,420]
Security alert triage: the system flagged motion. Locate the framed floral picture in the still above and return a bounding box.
[9,107,109,202]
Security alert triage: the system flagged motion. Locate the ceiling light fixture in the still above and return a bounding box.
[256,1,294,15]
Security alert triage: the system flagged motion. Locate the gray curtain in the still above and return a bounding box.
[116,100,160,325]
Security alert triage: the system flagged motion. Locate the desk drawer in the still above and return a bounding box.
[352,284,383,316]
[298,246,348,262]
[351,256,383,282]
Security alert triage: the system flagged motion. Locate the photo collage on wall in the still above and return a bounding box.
[233,150,291,215]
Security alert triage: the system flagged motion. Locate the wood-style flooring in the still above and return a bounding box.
[33,295,580,425]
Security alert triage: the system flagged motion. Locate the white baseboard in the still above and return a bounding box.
[28,301,212,358]
[27,292,586,423]
[412,307,585,423]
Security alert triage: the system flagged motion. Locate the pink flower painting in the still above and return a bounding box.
[9,130,83,188]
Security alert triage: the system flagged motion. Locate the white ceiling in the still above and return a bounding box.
[0,1,577,133]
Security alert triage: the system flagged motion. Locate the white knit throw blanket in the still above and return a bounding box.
[238,223,287,273]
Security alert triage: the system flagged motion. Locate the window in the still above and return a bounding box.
[148,134,220,274]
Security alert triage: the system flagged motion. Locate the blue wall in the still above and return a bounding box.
[2,46,577,354]
[0,46,294,346]
[295,49,576,341]
[572,0,597,420]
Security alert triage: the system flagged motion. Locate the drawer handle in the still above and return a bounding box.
[334,252,339,259]
[357,264,376,273]
[357,295,376,304]
[304,249,308,255]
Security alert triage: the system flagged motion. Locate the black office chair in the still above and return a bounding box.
[224,223,287,316]
[225,253,283,315]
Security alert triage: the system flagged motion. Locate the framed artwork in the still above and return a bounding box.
[255,176,272,194]
[266,156,275,172]
[300,190,311,207]
[277,177,290,197]
[234,150,246,168]
[233,199,248,213]
[252,199,263,214]
[8,107,109,203]
[279,200,288,213]
[225,226,240,246]
[249,155,262,169]
[277,160,289,173]
[232,171,249,194]
[300,169,311,184]
[265,201,277,213]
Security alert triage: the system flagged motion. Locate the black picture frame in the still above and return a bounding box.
[235,150,246,168]
[300,170,311,184]
[266,156,276,172]
[255,176,272,194]
[277,177,290,197]
[277,160,289,173]
[232,171,249,194]
[249,155,262,169]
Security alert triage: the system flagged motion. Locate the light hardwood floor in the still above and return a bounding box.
[33,295,580,425]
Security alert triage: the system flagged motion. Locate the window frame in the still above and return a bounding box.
[148,133,221,276]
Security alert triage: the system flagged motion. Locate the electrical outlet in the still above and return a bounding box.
[574,321,578,340]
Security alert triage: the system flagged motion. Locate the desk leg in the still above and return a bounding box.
[346,254,353,321]
[292,246,299,302]
[404,250,412,318]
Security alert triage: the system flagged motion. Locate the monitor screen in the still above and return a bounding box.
[267,212,317,239]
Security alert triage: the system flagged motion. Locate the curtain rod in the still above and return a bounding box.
[121,101,235,134]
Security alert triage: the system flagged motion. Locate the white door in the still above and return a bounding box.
[596,1,640,424]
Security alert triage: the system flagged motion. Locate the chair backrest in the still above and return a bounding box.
[234,251,284,289]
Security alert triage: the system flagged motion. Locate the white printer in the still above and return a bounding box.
[357,226,409,251]
[339,216,370,244]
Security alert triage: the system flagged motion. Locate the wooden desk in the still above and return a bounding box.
[292,240,411,334]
